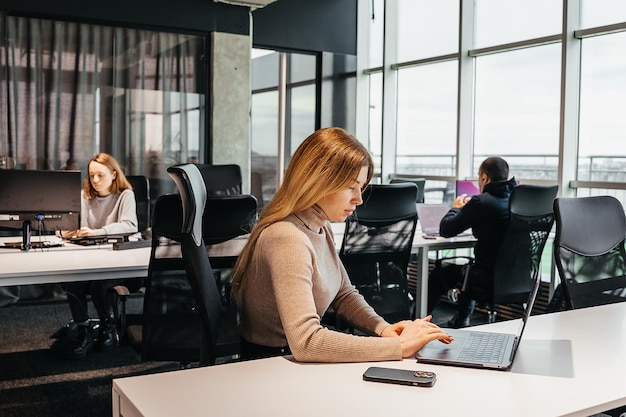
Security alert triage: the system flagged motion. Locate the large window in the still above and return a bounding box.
[473,44,561,179]
[473,0,562,48]
[357,0,626,206]
[250,50,317,204]
[578,32,626,183]
[396,61,458,176]
[397,0,458,62]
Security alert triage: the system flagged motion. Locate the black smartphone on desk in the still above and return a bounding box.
[363,367,436,387]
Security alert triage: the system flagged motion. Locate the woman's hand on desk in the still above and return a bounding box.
[60,227,98,239]
[381,315,454,358]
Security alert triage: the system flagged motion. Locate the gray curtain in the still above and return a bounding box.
[0,14,206,176]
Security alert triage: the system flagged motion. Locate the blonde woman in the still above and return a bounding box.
[231,127,452,362]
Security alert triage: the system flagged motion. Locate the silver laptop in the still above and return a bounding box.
[416,276,541,370]
[416,203,450,237]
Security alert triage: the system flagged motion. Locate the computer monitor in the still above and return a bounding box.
[0,170,81,233]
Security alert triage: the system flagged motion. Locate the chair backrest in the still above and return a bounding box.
[390,177,426,204]
[140,193,202,363]
[138,193,256,363]
[203,194,257,269]
[167,163,222,366]
[340,183,418,322]
[195,163,242,196]
[480,184,558,306]
[553,195,626,309]
[126,175,150,232]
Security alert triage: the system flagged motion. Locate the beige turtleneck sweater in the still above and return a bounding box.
[237,205,403,363]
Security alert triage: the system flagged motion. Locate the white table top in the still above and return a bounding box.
[113,302,626,417]
[0,222,473,287]
[0,235,151,286]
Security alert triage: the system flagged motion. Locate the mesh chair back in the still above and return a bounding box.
[483,184,558,305]
[340,183,418,322]
[553,195,626,309]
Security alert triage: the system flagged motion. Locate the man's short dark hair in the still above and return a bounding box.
[479,157,509,182]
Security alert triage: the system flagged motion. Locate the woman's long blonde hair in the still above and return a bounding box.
[230,127,373,304]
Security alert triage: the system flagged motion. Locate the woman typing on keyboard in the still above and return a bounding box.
[52,153,137,359]
[231,128,452,362]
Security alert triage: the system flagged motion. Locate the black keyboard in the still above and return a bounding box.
[112,239,151,250]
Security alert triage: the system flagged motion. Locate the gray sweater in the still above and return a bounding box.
[237,205,403,363]
[80,189,138,235]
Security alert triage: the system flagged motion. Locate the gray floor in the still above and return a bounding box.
[0,292,182,417]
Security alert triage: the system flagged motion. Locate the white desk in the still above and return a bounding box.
[0,236,151,287]
[0,226,472,316]
[112,302,626,417]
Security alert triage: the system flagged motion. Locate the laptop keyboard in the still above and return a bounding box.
[457,332,510,364]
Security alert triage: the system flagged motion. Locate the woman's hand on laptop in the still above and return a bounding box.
[395,315,454,358]
[60,229,78,239]
[60,227,97,238]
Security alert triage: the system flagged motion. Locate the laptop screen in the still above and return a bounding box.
[513,275,542,343]
[456,180,480,198]
[416,204,449,235]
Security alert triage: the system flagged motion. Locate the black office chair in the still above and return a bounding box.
[390,177,426,204]
[339,183,418,323]
[125,193,204,365]
[462,184,558,322]
[203,194,258,358]
[166,163,222,366]
[195,163,242,195]
[126,175,151,232]
[126,195,257,365]
[551,195,626,310]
